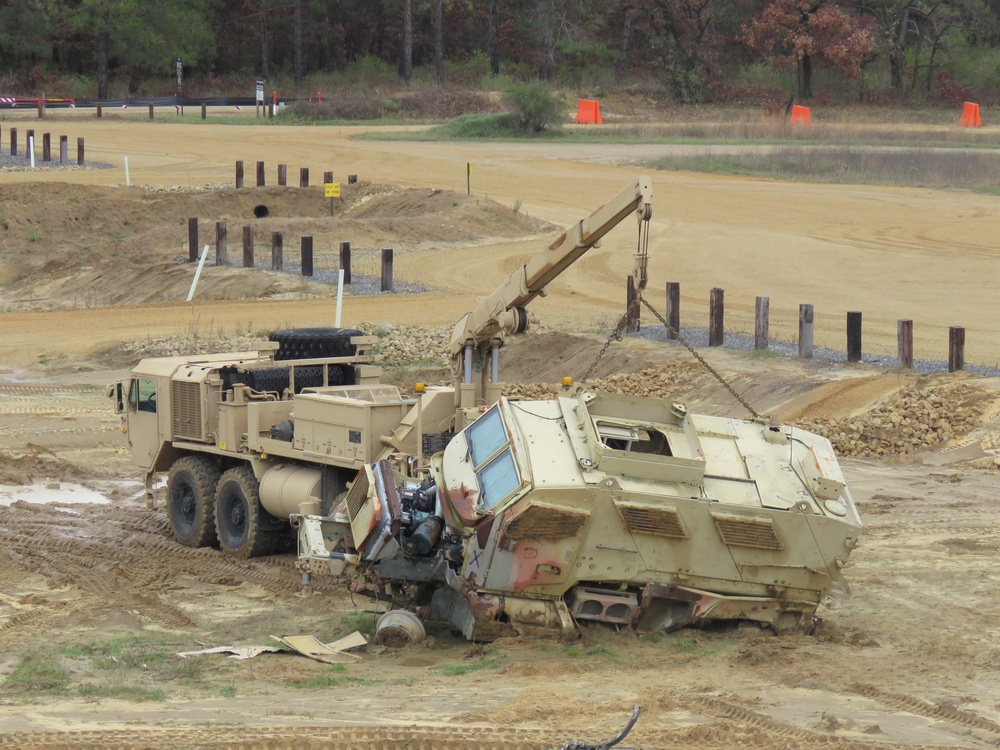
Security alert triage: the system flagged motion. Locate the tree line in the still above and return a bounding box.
[1,1,998,103]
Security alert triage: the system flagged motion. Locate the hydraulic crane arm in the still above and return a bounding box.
[449,176,653,359]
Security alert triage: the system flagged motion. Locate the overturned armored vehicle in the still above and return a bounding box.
[116,176,861,641]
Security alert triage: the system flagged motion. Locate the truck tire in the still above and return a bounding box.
[166,456,221,548]
[215,465,287,558]
[269,328,361,361]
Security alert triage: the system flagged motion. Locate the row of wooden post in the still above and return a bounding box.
[1,125,84,165]
[629,278,967,372]
[235,161,358,189]
[188,218,393,291]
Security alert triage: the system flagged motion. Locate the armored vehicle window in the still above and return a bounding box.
[467,406,508,465]
[129,379,158,414]
[477,449,519,510]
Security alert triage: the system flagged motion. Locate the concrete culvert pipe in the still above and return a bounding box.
[253,204,270,218]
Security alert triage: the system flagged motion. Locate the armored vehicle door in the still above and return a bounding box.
[125,377,160,470]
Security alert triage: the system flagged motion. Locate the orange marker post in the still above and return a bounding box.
[959,102,982,128]
[789,105,811,126]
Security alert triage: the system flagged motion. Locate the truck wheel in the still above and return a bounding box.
[215,465,283,558]
[269,328,360,361]
[166,456,221,548]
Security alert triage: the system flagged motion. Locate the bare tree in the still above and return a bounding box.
[434,0,445,84]
[294,0,305,84]
[402,0,413,84]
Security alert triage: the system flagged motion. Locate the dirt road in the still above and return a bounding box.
[2,117,1000,365]
[2,116,1000,748]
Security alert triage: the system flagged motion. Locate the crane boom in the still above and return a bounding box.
[450,176,653,359]
[448,176,653,419]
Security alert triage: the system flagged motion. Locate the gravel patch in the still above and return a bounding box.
[0,150,113,171]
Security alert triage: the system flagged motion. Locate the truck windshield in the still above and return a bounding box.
[466,404,522,510]
[477,449,519,509]
[467,406,507,465]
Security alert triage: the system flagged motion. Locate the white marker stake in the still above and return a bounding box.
[124,156,130,186]
[28,136,35,169]
[335,269,345,327]
[187,244,210,301]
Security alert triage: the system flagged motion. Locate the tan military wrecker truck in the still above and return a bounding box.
[112,177,862,641]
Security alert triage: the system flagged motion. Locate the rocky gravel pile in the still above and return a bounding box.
[357,322,451,367]
[794,379,987,458]
[502,362,706,401]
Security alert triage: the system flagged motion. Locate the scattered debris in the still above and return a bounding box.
[560,705,641,750]
[270,632,368,664]
[175,645,283,660]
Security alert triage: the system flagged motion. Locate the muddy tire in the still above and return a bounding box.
[269,328,360,361]
[166,456,221,548]
[215,465,286,558]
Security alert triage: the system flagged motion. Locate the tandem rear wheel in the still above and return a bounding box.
[215,465,292,558]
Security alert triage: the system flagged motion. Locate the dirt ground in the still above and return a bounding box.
[1,115,1000,749]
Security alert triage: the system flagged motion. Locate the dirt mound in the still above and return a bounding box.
[0,181,553,311]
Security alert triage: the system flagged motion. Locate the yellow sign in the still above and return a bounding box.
[325,182,341,198]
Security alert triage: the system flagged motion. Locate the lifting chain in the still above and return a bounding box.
[580,292,767,423]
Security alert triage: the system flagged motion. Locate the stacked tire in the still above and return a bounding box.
[269,328,361,361]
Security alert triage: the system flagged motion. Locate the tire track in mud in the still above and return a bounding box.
[0,725,562,750]
[0,500,337,643]
[680,696,963,750]
[853,684,1000,736]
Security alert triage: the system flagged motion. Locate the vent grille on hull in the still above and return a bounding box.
[504,502,590,540]
[712,513,783,550]
[616,502,686,538]
[345,467,371,522]
[171,381,203,440]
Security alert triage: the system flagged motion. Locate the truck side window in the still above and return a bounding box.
[129,379,158,413]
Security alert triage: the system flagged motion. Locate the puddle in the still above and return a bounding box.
[0,482,111,507]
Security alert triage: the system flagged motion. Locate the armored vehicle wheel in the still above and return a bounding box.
[166,456,221,548]
[215,465,286,558]
[268,328,360,361]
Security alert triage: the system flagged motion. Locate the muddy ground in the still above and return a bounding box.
[0,117,999,749]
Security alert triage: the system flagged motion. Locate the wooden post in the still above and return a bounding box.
[665,282,680,340]
[216,221,228,266]
[242,225,254,268]
[9,128,16,157]
[188,218,199,263]
[299,168,309,187]
[268,103,274,119]
[323,171,333,185]
[847,311,863,363]
[59,135,67,163]
[37,99,44,118]
[256,160,265,187]
[949,326,965,372]
[708,288,724,346]
[277,164,287,186]
[42,133,51,161]
[96,102,102,118]
[754,296,769,349]
[798,304,814,359]
[301,236,313,277]
[626,275,640,333]
[235,161,244,189]
[272,232,283,271]
[381,248,394,291]
[77,137,84,165]
[348,174,357,184]
[339,241,352,284]
[148,103,154,120]
[201,103,207,120]
[897,319,913,369]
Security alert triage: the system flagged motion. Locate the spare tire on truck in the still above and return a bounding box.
[268,328,361,361]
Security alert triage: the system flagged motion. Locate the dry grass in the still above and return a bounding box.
[646,145,1000,191]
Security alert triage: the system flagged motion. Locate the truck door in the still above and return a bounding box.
[126,377,160,470]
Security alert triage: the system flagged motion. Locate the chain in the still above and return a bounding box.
[637,295,767,422]
[580,293,641,383]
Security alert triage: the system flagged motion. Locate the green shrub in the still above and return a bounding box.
[504,80,566,133]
